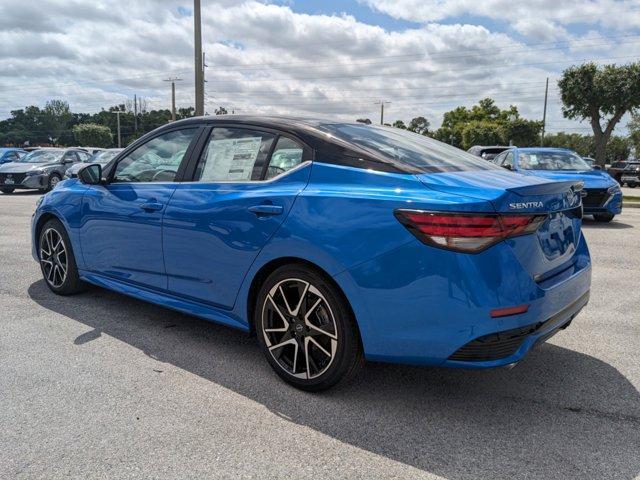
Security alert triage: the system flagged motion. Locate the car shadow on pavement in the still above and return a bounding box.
[28,280,640,480]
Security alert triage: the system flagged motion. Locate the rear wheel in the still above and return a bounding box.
[255,265,364,391]
[594,213,614,223]
[1,187,14,194]
[628,183,637,188]
[38,219,86,295]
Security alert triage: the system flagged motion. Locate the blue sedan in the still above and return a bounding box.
[31,117,591,390]
[492,147,622,222]
[0,147,27,164]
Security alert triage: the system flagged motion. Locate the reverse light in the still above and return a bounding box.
[395,210,547,253]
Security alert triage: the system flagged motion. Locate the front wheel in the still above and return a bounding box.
[1,187,14,194]
[594,213,615,223]
[38,219,86,295]
[255,265,364,391]
[47,174,62,191]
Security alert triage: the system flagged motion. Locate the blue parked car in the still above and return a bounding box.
[0,147,27,164]
[492,147,622,222]
[31,117,591,390]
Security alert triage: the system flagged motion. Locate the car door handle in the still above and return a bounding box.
[139,201,164,212]
[248,204,284,216]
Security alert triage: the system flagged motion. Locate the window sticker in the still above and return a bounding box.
[200,136,262,181]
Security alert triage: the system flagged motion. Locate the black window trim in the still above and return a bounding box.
[181,123,314,183]
[106,125,205,184]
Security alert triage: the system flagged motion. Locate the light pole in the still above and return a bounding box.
[164,77,183,121]
[375,100,390,125]
[111,110,123,148]
[194,0,205,116]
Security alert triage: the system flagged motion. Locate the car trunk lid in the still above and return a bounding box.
[416,170,583,275]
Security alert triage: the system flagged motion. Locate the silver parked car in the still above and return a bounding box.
[0,148,91,194]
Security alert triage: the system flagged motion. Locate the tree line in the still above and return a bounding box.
[1,62,638,164]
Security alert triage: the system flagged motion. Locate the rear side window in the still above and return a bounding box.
[318,123,501,173]
[195,128,275,182]
[266,136,304,180]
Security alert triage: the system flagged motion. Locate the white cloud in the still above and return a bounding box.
[0,0,637,134]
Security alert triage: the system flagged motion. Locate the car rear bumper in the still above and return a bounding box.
[334,232,592,368]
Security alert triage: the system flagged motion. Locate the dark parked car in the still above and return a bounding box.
[467,145,512,161]
[620,162,640,188]
[607,160,632,184]
[0,148,27,164]
[0,148,91,194]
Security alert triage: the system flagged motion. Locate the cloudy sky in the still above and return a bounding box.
[0,0,639,133]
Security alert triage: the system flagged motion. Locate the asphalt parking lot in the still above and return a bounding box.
[1,191,639,480]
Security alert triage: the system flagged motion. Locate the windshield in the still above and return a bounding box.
[19,150,64,164]
[318,123,501,173]
[89,150,121,163]
[519,151,591,171]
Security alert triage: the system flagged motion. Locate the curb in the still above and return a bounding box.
[622,202,640,209]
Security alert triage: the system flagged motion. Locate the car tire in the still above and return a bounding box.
[254,265,364,391]
[47,174,62,191]
[629,183,637,188]
[1,187,14,194]
[594,213,615,223]
[38,219,86,295]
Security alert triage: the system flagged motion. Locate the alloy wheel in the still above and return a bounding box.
[50,176,60,189]
[261,278,338,379]
[40,228,68,288]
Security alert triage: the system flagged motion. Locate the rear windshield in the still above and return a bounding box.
[318,123,500,173]
[519,151,591,171]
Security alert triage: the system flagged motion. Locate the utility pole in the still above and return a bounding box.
[164,77,183,121]
[112,110,123,148]
[133,94,138,132]
[194,0,205,116]
[541,77,549,146]
[375,100,390,125]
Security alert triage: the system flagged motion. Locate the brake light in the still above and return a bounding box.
[395,210,546,253]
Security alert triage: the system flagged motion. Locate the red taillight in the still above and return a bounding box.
[395,210,546,253]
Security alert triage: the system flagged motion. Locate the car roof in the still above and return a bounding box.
[516,147,574,153]
[0,147,25,152]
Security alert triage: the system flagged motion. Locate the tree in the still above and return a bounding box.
[543,132,594,157]
[461,120,503,150]
[392,120,407,129]
[73,123,112,147]
[407,116,430,135]
[628,112,640,156]
[501,118,543,147]
[558,62,640,166]
[42,100,73,144]
[356,118,371,124]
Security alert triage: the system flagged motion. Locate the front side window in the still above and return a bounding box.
[114,129,196,183]
[195,128,275,182]
[502,152,514,169]
[266,136,305,180]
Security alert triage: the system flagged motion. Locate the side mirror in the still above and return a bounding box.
[502,164,512,170]
[78,163,103,185]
